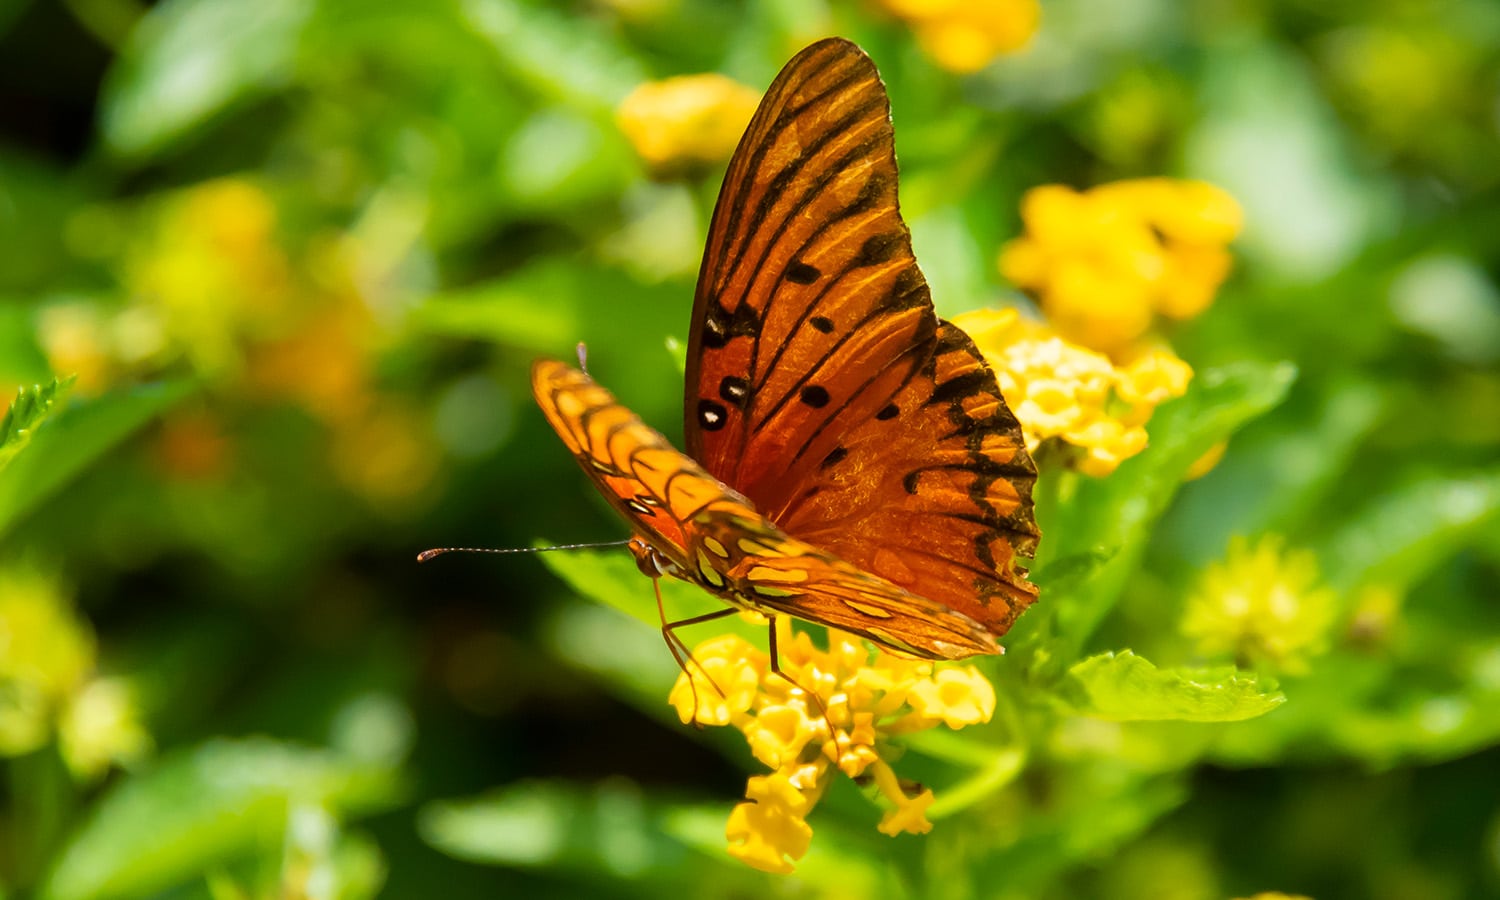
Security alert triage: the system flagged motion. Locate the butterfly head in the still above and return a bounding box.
[630,535,683,580]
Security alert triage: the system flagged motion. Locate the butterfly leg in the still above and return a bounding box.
[766,619,844,764]
[656,579,738,722]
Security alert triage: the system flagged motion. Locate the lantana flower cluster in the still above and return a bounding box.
[615,75,761,177]
[873,0,1041,73]
[959,177,1242,476]
[1000,179,1243,354]
[1182,535,1339,675]
[38,178,436,506]
[0,564,151,781]
[670,619,996,873]
[953,307,1193,477]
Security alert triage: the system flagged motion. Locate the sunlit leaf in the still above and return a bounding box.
[420,781,693,875]
[100,0,312,157]
[1061,650,1285,722]
[40,738,402,900]
[1035,361,1297,664]
[0,376,74,473]
[1317,472,1500,592]
[0,380,193,539]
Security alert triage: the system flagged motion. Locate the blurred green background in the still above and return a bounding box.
[2,0,1499,897]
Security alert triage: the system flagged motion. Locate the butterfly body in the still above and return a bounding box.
[532,37,1039,660]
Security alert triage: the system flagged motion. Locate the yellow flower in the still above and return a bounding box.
[725,771,815,873]
[876,0,1041,73]
[999,179,1242,353]
[673,621,994,872]
[1183,535,1338,674]
[0,565,150,779]
[905,666,996,729]
[616,74,761,176]
[124,178,292,376]
[952,307,1193,476]
[58,677,152,781]
[0,566,94,755]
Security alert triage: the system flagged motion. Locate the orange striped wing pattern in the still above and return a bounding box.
[533,38,1039,659]
[532,360,1001,658]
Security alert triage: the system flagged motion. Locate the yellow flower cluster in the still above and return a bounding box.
[39,178,437,506]
[670,619,995,873]
[1000,179,1243,354]
[1182,535,1338,675]
[0,564,151,780]
[875,0,1041,73]
[615,74,761,176]
[952,307,1193,477]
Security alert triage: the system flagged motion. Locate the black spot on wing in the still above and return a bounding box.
[698,399,729,431]
[719,375,750,408]
[799,385,830,408]
[810,315,834,333]
[700,300,762,350]
[876,403,899,420]
[853,230,902,268]
[787,261,821,284]
[821,446,848,469]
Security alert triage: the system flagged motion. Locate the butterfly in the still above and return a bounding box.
[532,37,1039,661]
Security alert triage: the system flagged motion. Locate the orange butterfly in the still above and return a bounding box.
[533,37,1039,661]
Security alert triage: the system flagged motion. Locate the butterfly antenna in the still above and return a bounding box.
[417,539,630,563]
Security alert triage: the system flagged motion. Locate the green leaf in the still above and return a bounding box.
[459,0,646,114]
[40,738,402,900]
[1160,377,1386,563]
[420,780,696,874]
[1033,362,1296,664]
[0,380,193,539]
[536,546,762,646]
[1317,471,1500,592]
[1061,650,1285,722]
[0,376,74,473]
[411,259,684,364]
[100,0,312,158]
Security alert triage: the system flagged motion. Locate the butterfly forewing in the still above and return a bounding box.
[683,37,1040,637]
[685,38,939,505]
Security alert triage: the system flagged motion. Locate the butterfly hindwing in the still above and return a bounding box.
[532,359,1001,659]
[774,322,1040,634]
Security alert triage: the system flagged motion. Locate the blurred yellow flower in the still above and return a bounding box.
[671,621,995,872]
[36,303,117,394]
[0,566,94,755]
[59,677,152,781]
[125,178,293,376]
[1000,179,1242,353]
[952,307,1193,476]
[0,565,151,779]
[616,74,761,176]
[876,0,1040,73]
[1183,535,1338,674]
